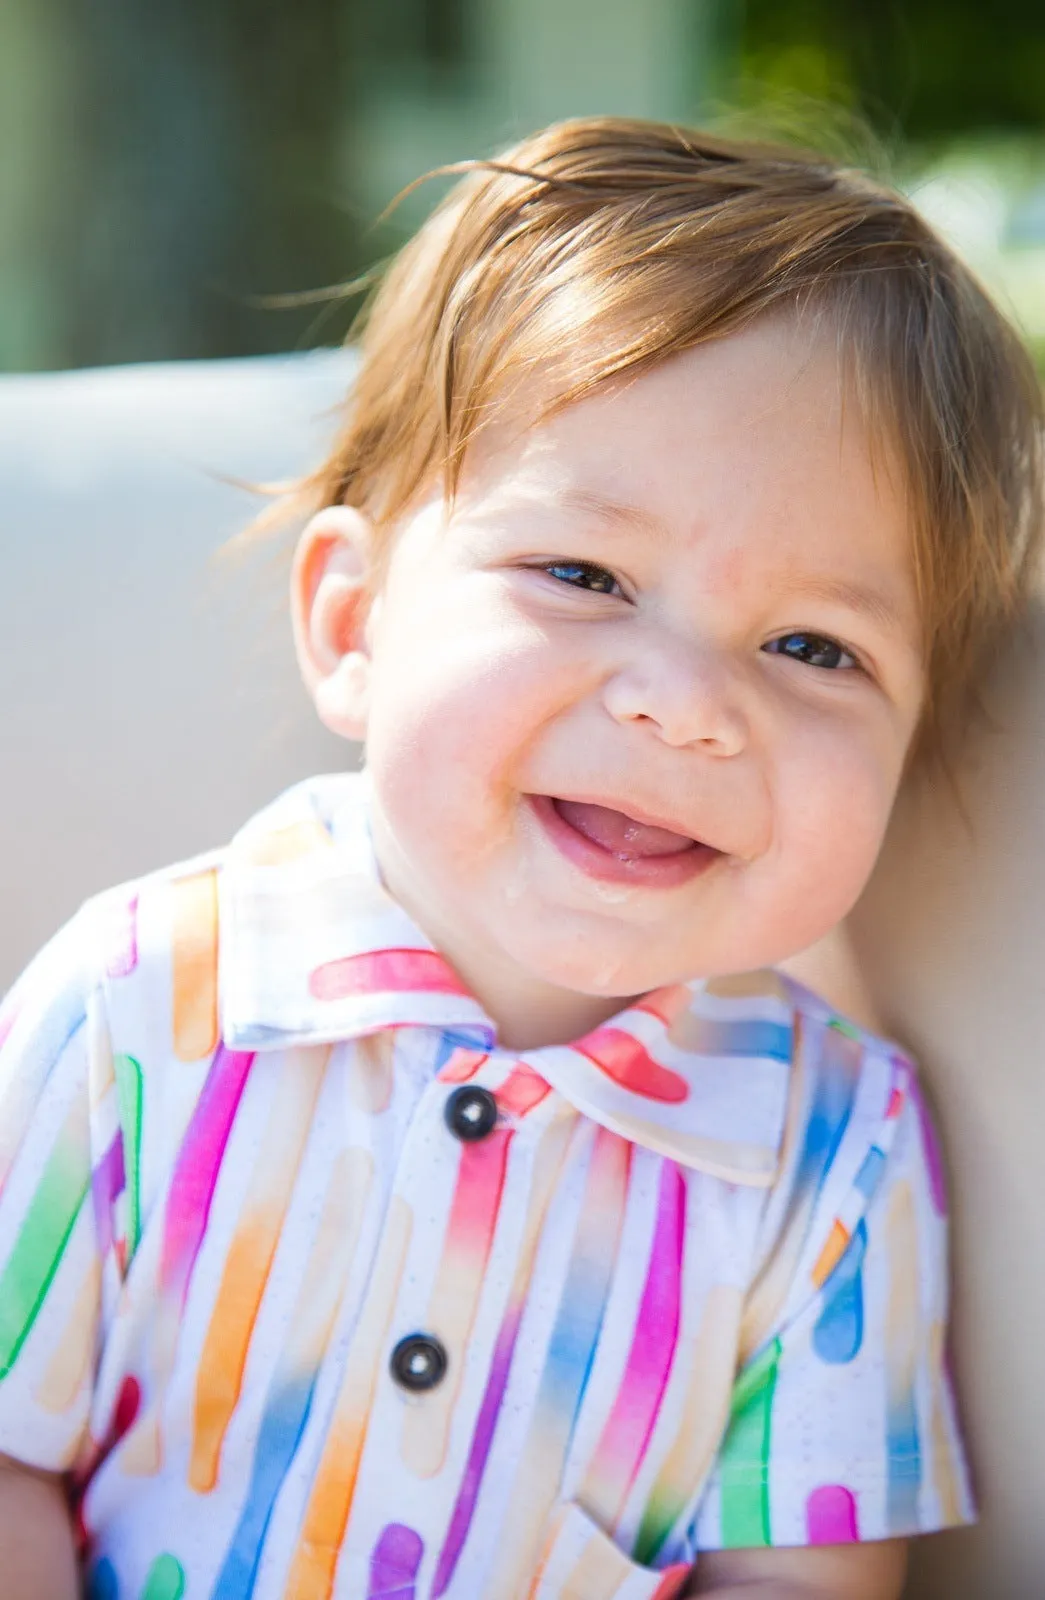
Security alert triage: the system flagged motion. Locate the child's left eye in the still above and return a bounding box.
[763,632,859,671]
[541,560,622,595]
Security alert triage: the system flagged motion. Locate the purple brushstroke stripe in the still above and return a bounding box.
[91,1134,126,1259]
[433,1304,523,1595]
[368,1522,423,1598]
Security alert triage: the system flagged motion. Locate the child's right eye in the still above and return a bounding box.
[541,560,621,595]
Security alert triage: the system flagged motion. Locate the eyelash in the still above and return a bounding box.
[539,560,861,672]
[763,633,860,672]
[540,559,622,595]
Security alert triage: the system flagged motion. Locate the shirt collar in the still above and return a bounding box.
[219,772,798,1186]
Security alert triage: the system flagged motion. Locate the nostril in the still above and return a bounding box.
[602,658,746,753]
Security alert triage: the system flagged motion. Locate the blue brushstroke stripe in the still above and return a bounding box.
[211,1374,317,1600]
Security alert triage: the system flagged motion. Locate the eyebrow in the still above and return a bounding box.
[558,487,667,542]
[773,574,908,635]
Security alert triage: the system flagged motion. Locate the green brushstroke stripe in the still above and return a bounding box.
[719,1336,782,1548]
[634,1491,678,1566]
[0,1103,90,1377]
[114,1053,143,1256]
[140,1553,185,1600]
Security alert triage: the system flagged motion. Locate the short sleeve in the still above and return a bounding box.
[0,908,106,1471]
[690,1028,974,1552]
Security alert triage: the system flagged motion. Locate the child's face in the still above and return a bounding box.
[295,316,924,1040]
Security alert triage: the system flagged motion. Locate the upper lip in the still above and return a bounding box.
[543,792,717,849]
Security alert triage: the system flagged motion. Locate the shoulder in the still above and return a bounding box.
[777,966,913,1143]
[779,966,926,1206]
[60,772,361,1058]
[741,969,938,1329]
[84,771,358,967]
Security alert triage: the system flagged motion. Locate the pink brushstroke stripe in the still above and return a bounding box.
[438,1050,489,1084]
[573,1029,689,1104]
[71,1372,142,1543]
[885,1056,910,1124]
[585,1163,685,1522]
[309,948,470,1002]
[806,1484,859,1543]
[497,1067,550,1119]
[0,994,20,1055]
[632,986,691,1026]
[447,1129,512,1261]
[651,1567,692,1599]
[906,1073,947,1216]
[161,1045,254,1300]
[105,894,139,979]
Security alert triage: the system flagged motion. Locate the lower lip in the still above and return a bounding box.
[527,794,720,889]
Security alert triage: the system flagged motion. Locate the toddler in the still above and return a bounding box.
[1,118,1041,1600]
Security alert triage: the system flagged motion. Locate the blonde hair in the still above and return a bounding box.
[288,116,1044,773]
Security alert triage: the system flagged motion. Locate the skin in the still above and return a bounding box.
[294,318,924,1053]
[293,318,922,1599]
[0,1452,81,1599]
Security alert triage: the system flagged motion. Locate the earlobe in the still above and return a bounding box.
[291,505,376,742]
[313,652,372,740]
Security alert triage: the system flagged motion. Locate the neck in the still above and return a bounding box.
[371,827,634,1051]
[443,950,634,1051]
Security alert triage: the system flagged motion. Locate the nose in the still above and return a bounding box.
[602,635,747,755]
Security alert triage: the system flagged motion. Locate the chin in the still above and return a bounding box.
[519,941,665,1000]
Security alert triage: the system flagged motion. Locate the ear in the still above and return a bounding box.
[291,505,376,741]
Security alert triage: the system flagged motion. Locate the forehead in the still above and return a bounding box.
[470,315,889,485]
[462,318,914,601]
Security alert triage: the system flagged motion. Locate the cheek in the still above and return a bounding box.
[769,719,901,919]
[364,601,575,826]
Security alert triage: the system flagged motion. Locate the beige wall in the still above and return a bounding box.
[1,356,1042,1596]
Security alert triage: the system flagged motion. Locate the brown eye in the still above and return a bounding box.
[764,632,857,670]
[544,560,621,595]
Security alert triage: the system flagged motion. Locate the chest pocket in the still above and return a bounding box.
[532,1503,691,1599]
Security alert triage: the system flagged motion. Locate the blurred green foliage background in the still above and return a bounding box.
[2,0,1043,372]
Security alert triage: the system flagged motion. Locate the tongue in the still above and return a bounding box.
[554,799,696,859]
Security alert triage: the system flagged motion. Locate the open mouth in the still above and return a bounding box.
[529,794,721,888]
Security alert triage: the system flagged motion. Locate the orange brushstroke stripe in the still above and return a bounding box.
[286,1196,412,1600]
[190,1049,327,1491]
[34,1258,100,1415]
[190,1222,274,1491]
[812,1220,851,1288]
[171,872,219,1063]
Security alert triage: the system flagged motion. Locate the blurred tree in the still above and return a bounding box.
[740,0,1045,142]
[10,0,362,367]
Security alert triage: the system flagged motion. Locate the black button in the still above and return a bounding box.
[390,1333,448,1392]
[444,1085,498,1142]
